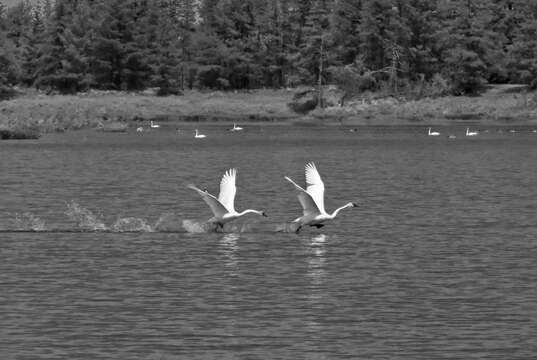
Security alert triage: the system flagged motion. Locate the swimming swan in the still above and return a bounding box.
[466,128,478,136]
[150,120,160,128]
[188,168,266,230]
[285,162,357,233]
[230,123,243,132]
[428,127,440,136]
[194,129,206,138]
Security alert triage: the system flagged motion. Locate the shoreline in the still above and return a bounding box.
[1,85,537,136]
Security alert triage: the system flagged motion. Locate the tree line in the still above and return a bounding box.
[1,0,536,98]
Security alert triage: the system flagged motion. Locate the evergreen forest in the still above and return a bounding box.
[1,0,536,98]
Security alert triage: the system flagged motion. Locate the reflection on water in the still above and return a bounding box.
[307,234,327,286]
[219,233,240,274]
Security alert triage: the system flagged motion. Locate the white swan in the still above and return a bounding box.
[285,162,357,233]
[466,128,478,136]
[136,126,144,132]
[188,168,266,230]
[194,129,206,138]
[230,123,243,132]
[428,127,440,136]
[150,120,160,128]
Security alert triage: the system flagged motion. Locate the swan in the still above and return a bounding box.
[448,134,456,139]
[466,128,478,136]
[230,123,243,132]
[194,129,206,138]
[428,127,440,136]
[188,168,267,230]
[136,126,144,132]
[150,120,160,129]
[284,162,357,233]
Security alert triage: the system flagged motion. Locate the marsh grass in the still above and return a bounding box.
[1,86,537,134]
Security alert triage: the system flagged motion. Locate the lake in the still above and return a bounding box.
[1,125,536,359]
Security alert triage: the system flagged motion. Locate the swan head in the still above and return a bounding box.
[351,202,358,207]
[261,211,268,217]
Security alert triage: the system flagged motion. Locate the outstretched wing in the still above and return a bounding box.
[187,184,228,218]
[284,176,321,216]
[304,162,325,213]
[218,168,237,212]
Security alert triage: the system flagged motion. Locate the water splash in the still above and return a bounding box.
[153,213,187,232]
[65,201,107,231]
[12,212,46,231]
[181,219,217,233]
[4,203,303,234]
[111,217,154,232]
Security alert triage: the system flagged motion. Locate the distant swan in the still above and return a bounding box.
[230,123,243,132]
[136,127,144,132]
[194,129,206,138]
[150,120,160,128]
[285,162,357,233]
[466,128,478,136]
[428,127,440,136]
[188,168,266,230]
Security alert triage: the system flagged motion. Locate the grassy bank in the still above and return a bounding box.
[1,85,537,135]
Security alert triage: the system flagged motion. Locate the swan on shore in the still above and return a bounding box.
[428,127,440,136]
[285,162,357,233]
[466,128,478,136]
[150,120,160,128]
[188,168,267,230]
[230,123,243,132]
[194,129,206,138]
[136,127,144,132]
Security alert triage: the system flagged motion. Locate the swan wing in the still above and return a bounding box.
[187,184,228,218]
[218,168,237,212]
[304,162,326,213]
[284,176,321,216]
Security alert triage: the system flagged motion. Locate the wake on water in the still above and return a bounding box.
[3,201,301,234]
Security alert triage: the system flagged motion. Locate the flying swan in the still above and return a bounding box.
[188,168,266,230]
[285,162,357,233]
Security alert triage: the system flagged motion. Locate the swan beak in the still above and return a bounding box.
[262,212,268,217]
[352,202,358,207]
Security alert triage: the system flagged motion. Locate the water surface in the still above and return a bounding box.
[1,125,536,359]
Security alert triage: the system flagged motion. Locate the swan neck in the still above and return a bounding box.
[238,209,262,216]
[330,203,353,218]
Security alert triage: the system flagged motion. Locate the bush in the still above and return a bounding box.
[0,84,17,100]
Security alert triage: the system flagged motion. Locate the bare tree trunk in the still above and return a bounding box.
[318,35,324,108]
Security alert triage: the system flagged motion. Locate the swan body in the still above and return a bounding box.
[230,123,243,132]
[285,162,357,233]
[428,127,440,136]
[150,120,160,128]
[188,168,266,229]
[136,127,144,132]
[194,129,206,138]
[466,128,478,136]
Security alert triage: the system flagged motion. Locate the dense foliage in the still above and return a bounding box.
[0,0,536,96]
